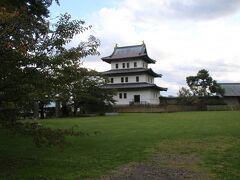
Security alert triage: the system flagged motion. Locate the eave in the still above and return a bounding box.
[102,68,162,78]
[103,82,168,91]
[101,55,156,64]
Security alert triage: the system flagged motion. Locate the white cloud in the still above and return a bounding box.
[81,0,240,95]
[123,0,240,21]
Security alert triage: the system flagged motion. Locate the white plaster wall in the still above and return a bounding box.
[111,59,148,70]
[113,89,160,105]
[109,74,154,84]
[144,74,154,84]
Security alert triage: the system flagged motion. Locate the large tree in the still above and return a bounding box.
[54,63,115,116]
[1,0,113,122]
[177,69,225,107]
[29,13,101,118]
[0,0,114,146]
[1,0,57,121]
[186,69,224,97]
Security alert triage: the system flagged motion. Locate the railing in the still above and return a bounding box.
[129,101,149,106]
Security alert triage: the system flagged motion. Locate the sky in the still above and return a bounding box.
[50,0,240,96]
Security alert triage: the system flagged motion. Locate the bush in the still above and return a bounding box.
[176,96,199,105]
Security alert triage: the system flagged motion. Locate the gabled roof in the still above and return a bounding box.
[102,68,162,78]
[219,83,240,97]
[103,82,167,91]
[102,43,156,64]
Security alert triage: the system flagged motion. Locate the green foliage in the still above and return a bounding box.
[1,0,55,118]
[54,64,115,116]
[186,69,224,97]
[178,69,225,106]
[0,0,113,148]
[1,0,112,121]
[177,87,226,106]
[177,87,199,105]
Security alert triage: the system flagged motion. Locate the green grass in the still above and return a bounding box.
[0,111,240,179]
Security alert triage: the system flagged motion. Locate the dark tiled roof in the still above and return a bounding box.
[102,68,162,77]
[103,82,167,91]
[102,44,156,64]
[219,83,240,96]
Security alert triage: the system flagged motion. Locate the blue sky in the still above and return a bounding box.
[50,0,117,18]
[50,0,240,96]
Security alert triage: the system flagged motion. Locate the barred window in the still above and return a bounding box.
[136,76,139,82]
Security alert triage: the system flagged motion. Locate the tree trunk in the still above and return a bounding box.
[73,101,78,116]
[55,100,60,118]
[33,101,39,119]
[39,101,45,119]
[61,102,69,117]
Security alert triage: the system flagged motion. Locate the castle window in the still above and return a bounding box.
[119,93,122,99]
[134,62,137,68]
[127,63,130,68]
[110,78,114,83]
[121,77,124,83]
[124,93,127,99]
[125,77,128,82]
[136,76,139,82]
[122,63,125,68]
[115,64,118,69]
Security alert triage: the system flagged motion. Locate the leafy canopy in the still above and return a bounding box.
[186,69,224,97]
[0,0,115,147]
[0,0,112,118]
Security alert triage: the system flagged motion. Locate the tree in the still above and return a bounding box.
[177,87,198,105]
[179,69,225,108]
[186,69,224,97]
[1,0,102,121]
[29,13,101,118]
[1,0,111,146]
[1,0,59,121]
[54,63,115,116]
[1,0,54,122]
[71,70,115,114]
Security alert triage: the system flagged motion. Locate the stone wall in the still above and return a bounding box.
[114,104,240,113]
[114,105,201,113]
[207,105,240,111]
[223,97,240,106]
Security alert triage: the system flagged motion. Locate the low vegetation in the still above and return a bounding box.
[1,111,240,179]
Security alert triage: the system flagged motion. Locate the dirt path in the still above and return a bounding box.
[101,154,208,180]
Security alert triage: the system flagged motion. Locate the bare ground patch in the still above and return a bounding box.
[100,154,208,180]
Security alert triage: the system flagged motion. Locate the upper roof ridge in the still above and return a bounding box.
[115,44,144,49]
[102,42,156,64]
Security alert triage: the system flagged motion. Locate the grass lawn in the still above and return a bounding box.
[1,111,240,179]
